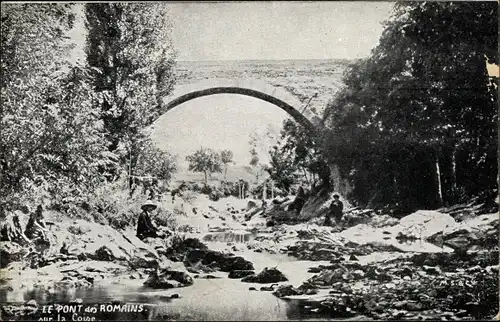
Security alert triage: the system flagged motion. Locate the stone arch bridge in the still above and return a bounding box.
[159,78,326,133]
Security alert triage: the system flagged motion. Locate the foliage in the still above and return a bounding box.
[220,149,235,182]
[134,138,177,182]
[1,4,109,212]
[248,131,269,183]
[265,142,298,194]
[185,147,223,184]
[84,3,177,174]
[322,2,498,211]
[265,118,330,193]
[1,3,179,230]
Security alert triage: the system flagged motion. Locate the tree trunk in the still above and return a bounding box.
[204,171,207,184]
[451,147,457,198]
[435,154,443,206]
[224,166,228,182]
[302,167,310,184]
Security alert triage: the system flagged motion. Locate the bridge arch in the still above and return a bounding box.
[158,78,316,133]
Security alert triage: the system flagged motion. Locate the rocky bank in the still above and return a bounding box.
[0,192,498,320]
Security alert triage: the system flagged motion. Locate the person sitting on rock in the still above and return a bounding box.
[137,200,171,240]
[25,205,51,254]
[324,194,343,226]
[25,205,49,240]
[137,200,161,240]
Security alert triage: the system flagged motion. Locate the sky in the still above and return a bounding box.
[168,1,394,61]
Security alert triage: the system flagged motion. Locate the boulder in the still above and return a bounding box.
[308,268,345,286]
[129,247,160,269]
[246,200,257,210]
[241,267,288,283]
[367,214,399,228]
[272,284,304,297]
[395,210,456,240]
[143,268,194,289]
[0,241,27,268]
[228,270,255,279]
[445,236,471,251]
[184,249,254,272]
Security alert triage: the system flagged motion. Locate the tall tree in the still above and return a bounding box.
[1,4,108,212]
[322,1,497,211]
[186,148,223,184]
[84,3,177,174]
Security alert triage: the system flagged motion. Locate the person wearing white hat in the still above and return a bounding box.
[136,200,160,240]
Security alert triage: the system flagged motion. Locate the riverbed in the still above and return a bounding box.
[1,230,420,321]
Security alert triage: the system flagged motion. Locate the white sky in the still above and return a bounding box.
[169,1,393,61]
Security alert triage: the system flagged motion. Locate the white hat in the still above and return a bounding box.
[141,200,157,210]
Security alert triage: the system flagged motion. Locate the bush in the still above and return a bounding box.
[200,184,212,195]
[154,208,178,230]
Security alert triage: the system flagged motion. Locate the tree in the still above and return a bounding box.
[186,148,222,184]
[1,4,108,212]
[265,143,298,194]
[84,3,177,175]
[322,2,497,211]
[220,150,234,182]
[134,139,177,182]
[263,118,330,194]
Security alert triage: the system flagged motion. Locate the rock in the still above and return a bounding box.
[399,266,414,277]
[0,241,27,268]
[368,214,399,228]
[423,265,441,275]
[308,268,344,286]
[25,300,38,308]
[396,210,457,240]
[85,245,125,262]
[405,301,423,311]
[228,270,255,279]
[303,288,319,295]
[185,249,254,272]
[143,268,194,289]
[445,236,471,250]
[199,274,218,279]
[376,272,392,282]
[273,284,304,297]
[170,294,180,299]
[349,254,358,261]
[260,284,278,291]
[69,298,83,304]
[249,287,257,291]
[241,267,288,283]
[129,248,160,269]
[307,267,322,273]
[352,270,365,280]
[246,200,257,210]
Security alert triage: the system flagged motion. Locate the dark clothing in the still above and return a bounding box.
[25,211,47,241]
[136,211,158,240]
[329,200,344,220]
[323,215,333,227]
[324,199,343,226]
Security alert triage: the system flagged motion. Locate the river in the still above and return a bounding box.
[3,230,419,321]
